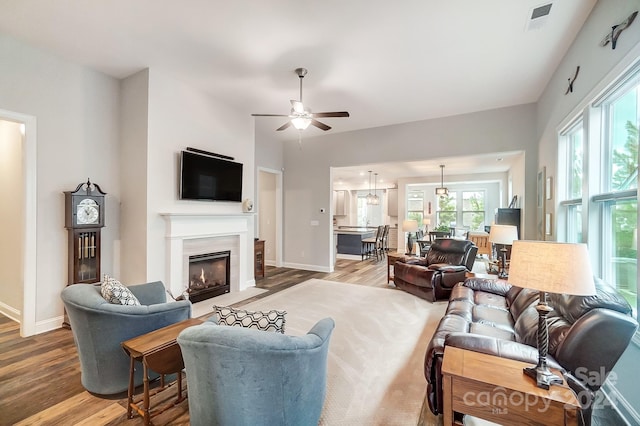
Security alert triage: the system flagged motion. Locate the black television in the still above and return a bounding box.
[180,150,243,202]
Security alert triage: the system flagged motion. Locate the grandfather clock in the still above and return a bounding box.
[64,179,106,286]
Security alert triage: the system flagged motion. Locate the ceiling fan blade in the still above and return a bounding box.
[276,121,292,131]
[312,111,350,118]
[311,119,331,131]
[251,113,289,117]
[290,100,305,113]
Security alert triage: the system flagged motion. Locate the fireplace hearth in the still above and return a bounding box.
[187,251,231,303]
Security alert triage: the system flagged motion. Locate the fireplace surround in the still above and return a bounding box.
[161,214,253,299]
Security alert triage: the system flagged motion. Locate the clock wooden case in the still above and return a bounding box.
[64,179,106,285]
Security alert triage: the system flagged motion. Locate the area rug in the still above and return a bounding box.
[191,286,267,318]
[239,279,447,426]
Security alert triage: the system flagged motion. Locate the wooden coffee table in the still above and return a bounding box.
[122,318,203,425]
[442,346,579,425]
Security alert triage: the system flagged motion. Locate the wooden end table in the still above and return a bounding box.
[121,318,203,425]
[387,251,418,284]
[442,346,580,425]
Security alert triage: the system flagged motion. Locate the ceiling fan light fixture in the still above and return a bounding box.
[291,116,312,130]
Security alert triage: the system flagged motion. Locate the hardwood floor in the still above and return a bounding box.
[0,257,390,426]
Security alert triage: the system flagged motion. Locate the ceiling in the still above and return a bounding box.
[0,1,596,181]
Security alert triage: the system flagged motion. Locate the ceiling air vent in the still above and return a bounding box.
[526,3,552,31]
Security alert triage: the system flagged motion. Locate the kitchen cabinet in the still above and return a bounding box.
[334,190,348,216]
[388,227,398,249]
[387,189,398,217]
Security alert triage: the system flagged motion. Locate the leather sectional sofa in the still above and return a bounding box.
[425,276,638,425]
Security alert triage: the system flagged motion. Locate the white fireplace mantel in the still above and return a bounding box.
[161,213,254,297]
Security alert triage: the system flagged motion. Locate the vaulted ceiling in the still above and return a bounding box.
[0,1,596,181]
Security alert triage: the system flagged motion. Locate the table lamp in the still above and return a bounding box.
[508,240,596,389]
[402,219,419,255]
[423,218,431,233]
[488,224,518,278]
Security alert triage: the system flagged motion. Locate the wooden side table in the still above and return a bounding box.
[442,346,579,426]
[255,239,265,278]
[387,251,416,284]
[122,318,203,425]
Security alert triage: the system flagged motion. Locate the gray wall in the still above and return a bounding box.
[535,0,640,420]
[281,103,537,271]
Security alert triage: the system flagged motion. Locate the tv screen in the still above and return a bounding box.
[180,150,243,202]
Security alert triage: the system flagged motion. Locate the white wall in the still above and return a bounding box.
[0,120,23,314]
[282,103,537,271]
[535,0,640,420]
[0,34,121,329]
[119,69,149,284]
[144,69,256,285]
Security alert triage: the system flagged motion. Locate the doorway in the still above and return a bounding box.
[257,168,283,268]
[0,110,37,337]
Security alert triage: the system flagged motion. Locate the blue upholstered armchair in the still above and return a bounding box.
[61,281,191,395]
[177,317,335,426]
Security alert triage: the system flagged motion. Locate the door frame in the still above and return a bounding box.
[257,167,283,267]
[0,109,37,337]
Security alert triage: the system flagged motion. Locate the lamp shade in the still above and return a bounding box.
[508,241,596,296]
[402,219,419,233]
[488,224,518,245]
[423,218,431,225]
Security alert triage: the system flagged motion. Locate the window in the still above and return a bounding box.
[437,193,457,228]
[559,65,639,315]
[560,120,584,243]
[461,191,485,231]
[597,83,639,311]
[356,191,382,226]
[407,190,424,224]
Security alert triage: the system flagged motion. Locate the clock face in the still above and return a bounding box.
[77,198,99,225]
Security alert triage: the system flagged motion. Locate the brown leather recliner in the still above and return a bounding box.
[393,239,478,302]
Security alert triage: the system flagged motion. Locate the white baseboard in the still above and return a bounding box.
[0,301,20,323]
[35,316,64,335]
[601,379,640,425]
[283,262,331,273]
[336,254,362,261]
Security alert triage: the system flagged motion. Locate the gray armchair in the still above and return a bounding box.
[61,281,191,395]
[177,317,335,426]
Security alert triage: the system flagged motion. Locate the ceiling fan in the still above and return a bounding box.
[252,68,350,132]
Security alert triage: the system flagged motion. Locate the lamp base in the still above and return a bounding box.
[523,365,563,390]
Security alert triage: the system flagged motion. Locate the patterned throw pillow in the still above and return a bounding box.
[100,275,141,306]
[213,305,286,334]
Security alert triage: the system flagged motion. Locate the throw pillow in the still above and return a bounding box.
[213,305,286,334]
[100,275,141,306]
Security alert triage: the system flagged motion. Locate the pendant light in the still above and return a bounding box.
[435,164,449,196]
[372,173,380,205]
[366,171,375,204]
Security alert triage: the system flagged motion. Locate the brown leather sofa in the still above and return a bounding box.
[425,276,638,425]
[393,239,478,302]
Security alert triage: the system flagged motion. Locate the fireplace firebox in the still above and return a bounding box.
[187,251,231,303]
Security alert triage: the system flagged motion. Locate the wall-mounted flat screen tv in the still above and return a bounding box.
[180,150,243,202]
